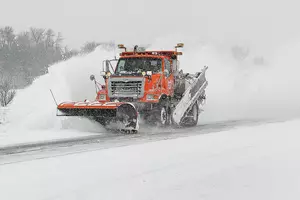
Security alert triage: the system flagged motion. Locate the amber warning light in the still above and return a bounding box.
[118,44,127,51]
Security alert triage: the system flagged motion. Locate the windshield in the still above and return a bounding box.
[115,58,162,75]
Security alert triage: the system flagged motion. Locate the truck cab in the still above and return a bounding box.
[98,48,181,105]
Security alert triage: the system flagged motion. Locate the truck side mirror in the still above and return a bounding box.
[90,74,95,81]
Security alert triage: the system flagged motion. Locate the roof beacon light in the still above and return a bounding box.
[118,44,127,52]
[176,43,184,48]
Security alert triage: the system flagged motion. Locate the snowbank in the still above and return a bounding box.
[0,48,112,145]
[1,119,300,200]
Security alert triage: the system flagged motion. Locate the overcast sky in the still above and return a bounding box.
[0,0,299,50]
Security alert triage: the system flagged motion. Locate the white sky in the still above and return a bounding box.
[0,0,299,49]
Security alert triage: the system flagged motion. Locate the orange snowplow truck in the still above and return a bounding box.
[57,43,208,133]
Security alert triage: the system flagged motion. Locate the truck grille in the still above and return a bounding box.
[109,78,144,98]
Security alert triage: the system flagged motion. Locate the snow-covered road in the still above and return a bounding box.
[1,119,300,200]
[0,119,268,165]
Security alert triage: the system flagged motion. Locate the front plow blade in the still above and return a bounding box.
[57,101,139,132]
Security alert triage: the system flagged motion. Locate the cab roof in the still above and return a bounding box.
[120,51,182,59]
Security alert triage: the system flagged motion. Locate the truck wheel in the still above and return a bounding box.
[157,106,171,126]
[160,106,167,125]
[190,103,199,126]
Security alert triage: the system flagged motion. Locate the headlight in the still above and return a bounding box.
[99,94,106,100]
[146,94,155,100]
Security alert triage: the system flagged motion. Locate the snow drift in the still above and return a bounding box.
[2,48,115,133]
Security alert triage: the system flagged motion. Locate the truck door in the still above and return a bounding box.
[164,58,174,96]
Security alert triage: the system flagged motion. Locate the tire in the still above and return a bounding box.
[158,106,168,126]
[155,96,172,127]
[189,103,199,126]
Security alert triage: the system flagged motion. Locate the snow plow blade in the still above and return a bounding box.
[172,66,208,126]
[57,101,139,132]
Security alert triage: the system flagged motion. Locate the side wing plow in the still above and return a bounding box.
[172,66,208,125]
